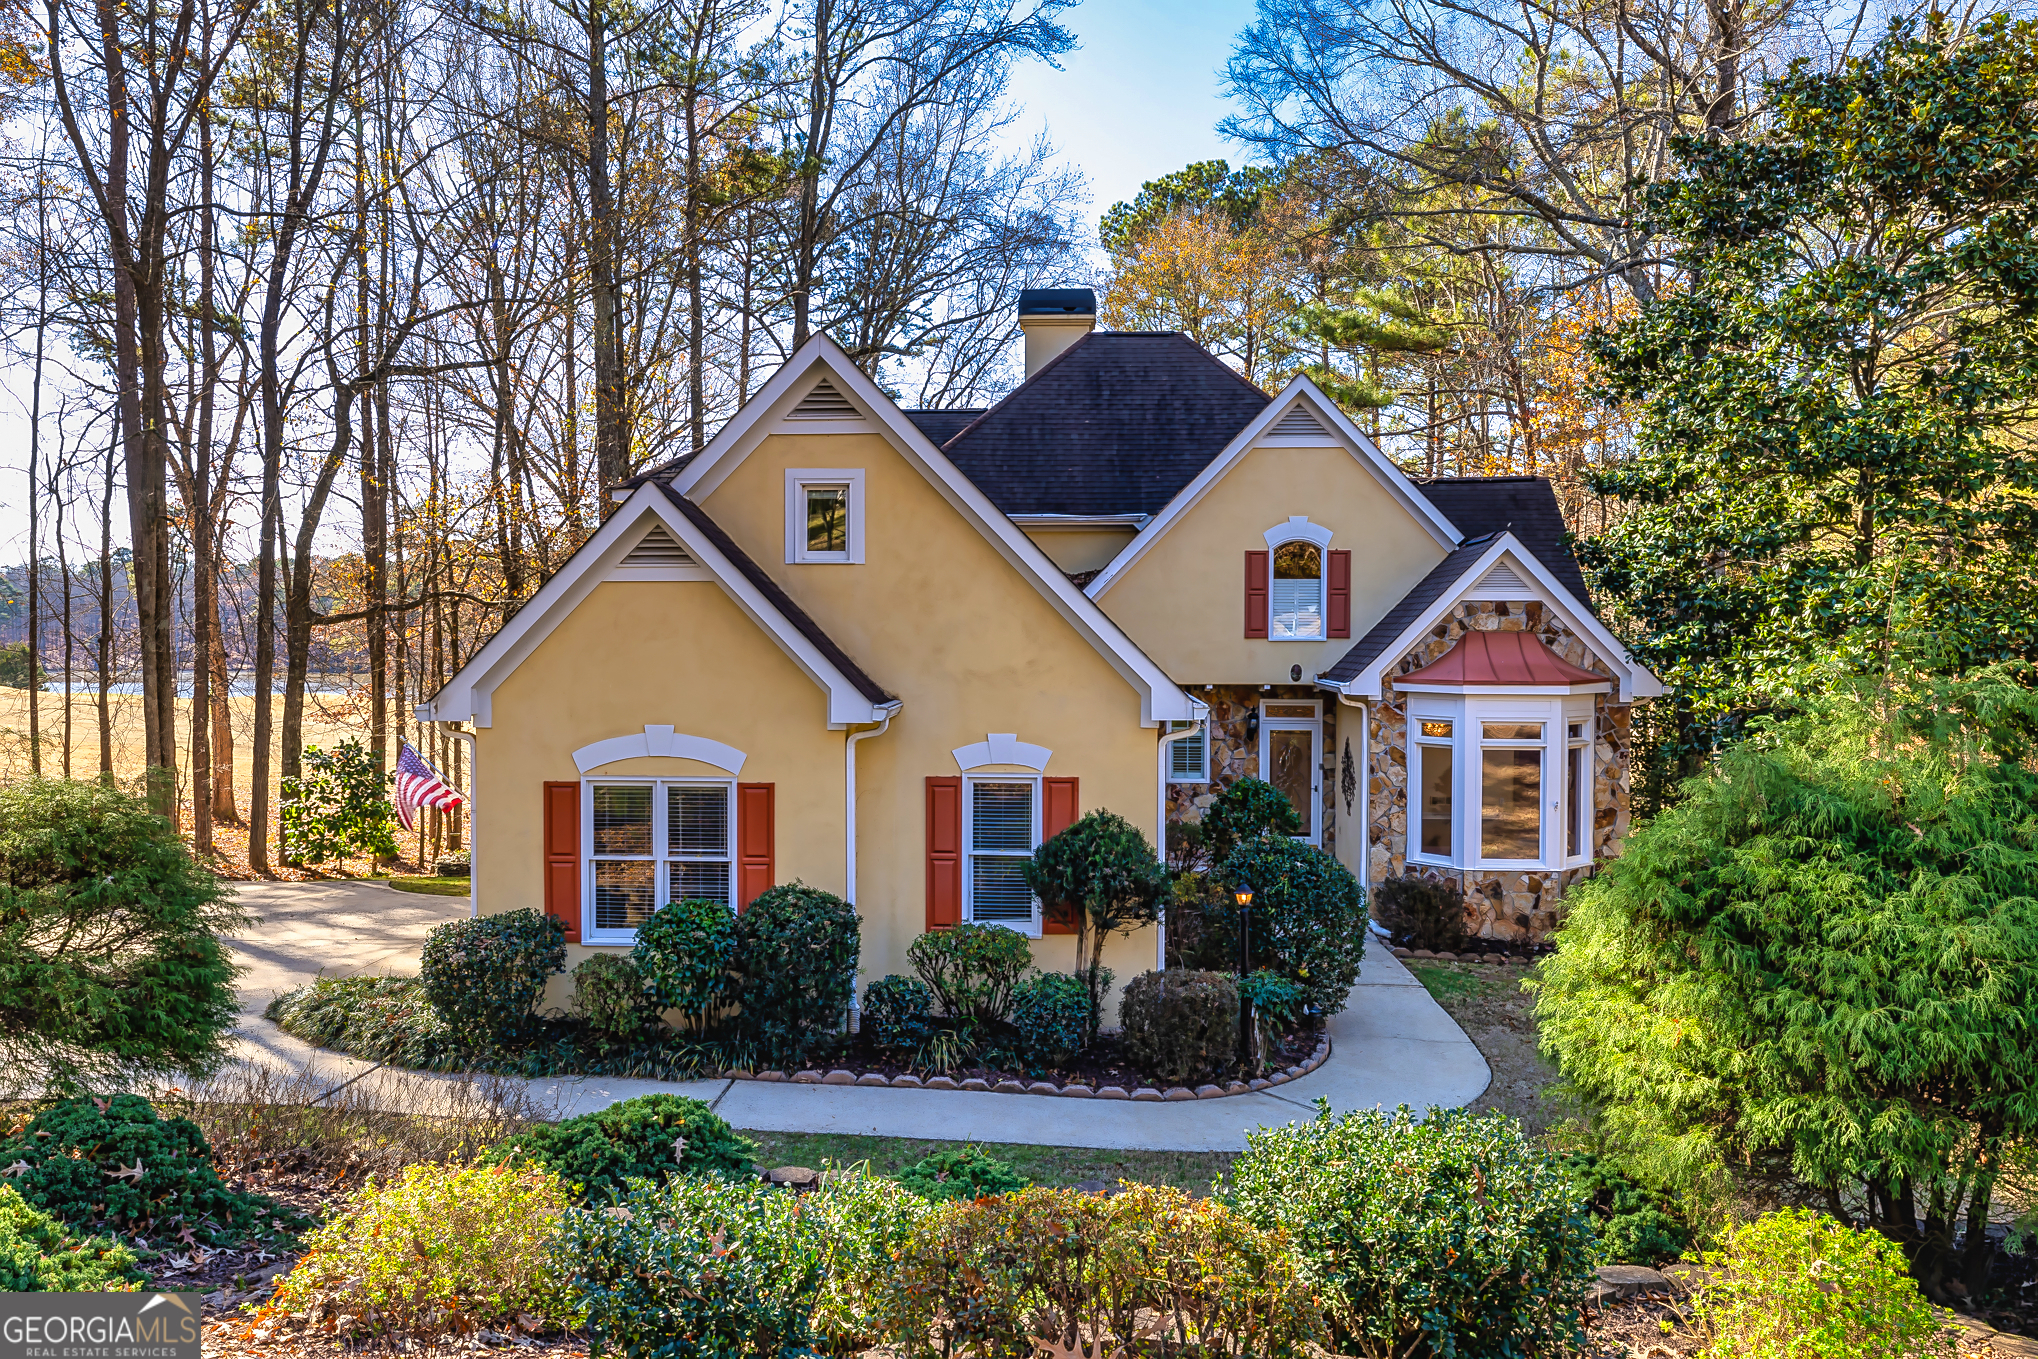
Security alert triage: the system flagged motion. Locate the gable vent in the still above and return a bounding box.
[1271,405,1328,437]
[789,378,861,420]
[1472,562,1529,596]
[622,525,694,568]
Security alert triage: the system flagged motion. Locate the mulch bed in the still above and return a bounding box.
[817,1024,1322,1092]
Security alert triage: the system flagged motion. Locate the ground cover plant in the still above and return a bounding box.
[0,1184,144,1291]
[896,1144,1030,1201]
[742,1131,1236,1193]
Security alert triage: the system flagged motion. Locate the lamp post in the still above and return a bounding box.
[1234,882,1255,1072]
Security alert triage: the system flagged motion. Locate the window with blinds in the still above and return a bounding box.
[1270,541,1323,639]
[588,780,733,935]
[967,779,1037,926]
[1166,721,1207,782]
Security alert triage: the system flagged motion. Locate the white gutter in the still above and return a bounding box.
[1156,718,1206,972]
[844,705,901,905]
[437,723,478,919]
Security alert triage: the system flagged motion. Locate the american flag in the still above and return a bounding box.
[395,743,463,831]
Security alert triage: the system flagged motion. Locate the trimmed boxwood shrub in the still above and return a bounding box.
[907,923,1032,1030]
[632,896,737,1029]
[1008,971,1090,1073]
[418,908,566,1046]
[0,1184,144,1291]
[730,883,860,1068]
[1119,969,1238,1085]
[0,1094,298,1245]
[571,954,652,1038]
[1217,836,1367,1015]
[897,1145,1030,1202]
[486,1094,756,1202]
[1372,874,1472,953]
[1231,1104,1596,1357]
[863,974,935,1053]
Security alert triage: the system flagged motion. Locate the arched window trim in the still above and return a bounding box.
[1263,518,1331,641]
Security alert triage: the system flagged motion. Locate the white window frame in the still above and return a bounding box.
[1165,720,1208,783]
[1565,716,1594,865]
[582,776,737,945]
[1257,699,1322,844]
[1404,695,1597,872]
[1411,717,1458,866]
[962,773,1042,937]
[1263,516,1333,643]
[784,468,866,564]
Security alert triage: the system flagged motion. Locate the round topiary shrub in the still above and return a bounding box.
[1231,1105,1596,1357]
[1118,969,1238,1085]
[1008,971,1090,1073]
[572,954,653,1038]
[907,923,1032,1030]
[862,975,935,1054]
[731,884,860,1069]
[1216,837,1367,1015]
[632,896,738,1030]
[419,908,566,1047]
[1372,874,1472,953]
[486,1093,757,1202]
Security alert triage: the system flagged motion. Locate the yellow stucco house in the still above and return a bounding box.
[421,290,1661,1010]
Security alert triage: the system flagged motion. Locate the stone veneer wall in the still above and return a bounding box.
[1364,600,1633,941]
[1165,684,1339,858]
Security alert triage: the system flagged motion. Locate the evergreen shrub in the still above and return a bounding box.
[268,1162,574,1338]
[1008,971,1091,1072]
[862,974,935,1053]
[0,1185,143,1291]
[0,1094,298,1244]
[1118,969,1238,1085]
[570,954,652,1038]
[264,977,464,1070]
[907,923,1032,1030]
[1023,810,1168,1038]
[1372,874,1472,953]
[486,1094,755,1202]
[631,896,737,1029]
[730,883,859,1068]
[1562,1153,1690,1266]
[897,1145,1029,1202]
[1216,837,1367,1015]
[418,909,565,1047]
[1231,1104,1595,1357]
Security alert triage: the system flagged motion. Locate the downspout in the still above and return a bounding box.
[844,705,900,907]
[437,722,478,919]
[1157,717,1206,973]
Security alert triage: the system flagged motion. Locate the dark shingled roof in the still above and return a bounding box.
[1417,476,1589,601]
[655,484,895,706]
[935,332,1272,516]
[1318,535,1501,686]
[903,409,984,447]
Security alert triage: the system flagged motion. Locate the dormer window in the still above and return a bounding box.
[1247,517,1349,642]
[1270,542,1323,640]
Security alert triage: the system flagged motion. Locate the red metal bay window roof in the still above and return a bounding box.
[1400,631,1606,687]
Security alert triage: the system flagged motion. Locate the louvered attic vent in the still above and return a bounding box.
[1271,404,1329,436]
[789,378,861,419]
[622,525,694,567]
[1473,562,1528,595]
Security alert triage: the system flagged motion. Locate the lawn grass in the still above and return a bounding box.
[1406,961,1502,1004]
[741,1130,1237,1193]
[385,875,472,896]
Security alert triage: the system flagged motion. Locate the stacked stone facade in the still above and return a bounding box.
[1164,684,1340,858]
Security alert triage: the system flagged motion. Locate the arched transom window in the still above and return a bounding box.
[1270,541,1323,640]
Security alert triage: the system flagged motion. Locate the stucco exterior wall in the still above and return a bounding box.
[1021,527,1138,575]
[1094,444,1448,685]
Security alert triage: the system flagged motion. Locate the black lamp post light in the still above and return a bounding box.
[1234,882,1255,1071]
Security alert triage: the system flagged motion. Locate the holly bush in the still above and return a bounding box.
[862,974,936,1053]
[730,883,860,1069]
[1216,836,1366,1015]
[571,954,653,1039]
[1008,971,1090,1073]
[280,739,400,865]
[486,1094,755,1202]
[632,896,737,1030]
[418,909,566,1047]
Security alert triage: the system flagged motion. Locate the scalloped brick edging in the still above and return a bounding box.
[1390,946,1532,966]
[719,1033,1332,1100]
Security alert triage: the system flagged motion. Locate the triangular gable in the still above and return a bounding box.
[422,488,897,729]
[1084,376,1460,600]
[1317,533,1663,703]
[666,336,1202,726]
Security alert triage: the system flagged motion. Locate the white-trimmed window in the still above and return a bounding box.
[1269,541,1323,640]
[784,468,865,564]
[1166,721,1208,782]
[1406,697,1595,871]
[1414,718,1455,860]
[1479,720,1544,862]
[1566,718,1592,862]
[965,775,1040,934]
[585,778,734,942]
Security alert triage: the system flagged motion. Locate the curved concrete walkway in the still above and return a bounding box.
[225,881,1489,1152]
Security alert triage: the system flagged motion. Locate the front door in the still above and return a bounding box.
[1259,701,1322,844]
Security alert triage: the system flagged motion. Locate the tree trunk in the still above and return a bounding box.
[587,10,627,494]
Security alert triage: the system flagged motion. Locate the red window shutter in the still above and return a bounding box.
[1245,549,1270,639]
[1042,777,1080,934]
[926,776,963,929]
[736,783,775,910]
[1327,549,1352,639]
[542,781,581,943]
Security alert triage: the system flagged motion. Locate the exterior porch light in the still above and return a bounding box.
[1234,883,1255,1071]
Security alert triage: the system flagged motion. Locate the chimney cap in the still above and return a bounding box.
[1017,288,1096,318]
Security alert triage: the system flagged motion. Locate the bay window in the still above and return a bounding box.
[586,779,734,941]
[1406,699,1596,871]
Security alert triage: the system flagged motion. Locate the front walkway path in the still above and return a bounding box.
[225,881,1489,1153]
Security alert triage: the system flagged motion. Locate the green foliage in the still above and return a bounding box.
[280,740,400,865]
[1691,1209,1953,1359]
[883,1183,1321,1359]
[1238,968,1306,1031]
[1580,16,2038,740]
[571,954,652,1038]
[1231,1104,1596,1358]
[1119,969,1238,1086]
[418,909,566,1048]
[861,975,935,1053]
[0,776,247,1095]
[908,923,1033,1030]
[1561,1153,1690,1267]
[1099,158,1281,256]
[1008,971,1090,1074]
[486,1094,756,1203]
[1198,776,1305,868]
[0,1184,143,1291]
[564,1175,828,1359]
[729,883,859,1069]
[1372,874,1472,953]
[0,1094,298,1244]
[264,976,466,1071]
[1534,669,2038,1298]
[1023,810,1167,1038]
[270,1162,575,1338]
[897,1145,1030,1203]
[0,641,46,690]
[1216,836,1368,1015]
[631,896,737,1030]
[806,1167,934,1349]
